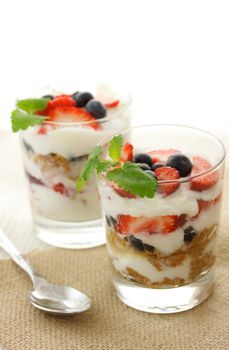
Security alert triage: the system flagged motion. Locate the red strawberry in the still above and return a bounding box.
[178,214,188,227]
[105,100,120,108]
[192,199,214,219]
[121,143,133,162]
[214,193,222,204]
[148,149,181,163]
[155,166,180,196]
[53,183,69,196]
[48,106,101,130]
[190,156,219,191]
[39,95,76,116]
[109,181,135,198]
[47,95,75,110]
[117,215,179,235]
[38,125,48,135]
[37,123,54,135]
[197,199,214,212]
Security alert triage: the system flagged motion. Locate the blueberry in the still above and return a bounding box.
[42,94,54,100]
[133,153,153,167]
[110,216,117,228]
[23,139,34,153]
[184,226,197,243]
[73,92,94,107]
[69,155,88,163]
[85,100,107,119]
[129,236,144,251]
[143,244,155,253]
[151,162,165,171]
[144,170,157,179]
[137,163,151,171]
[105,215,111,227]
[105,215,117,228]
[166,154,192,177]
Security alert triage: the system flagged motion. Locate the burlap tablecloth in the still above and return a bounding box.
[0,134,229,349]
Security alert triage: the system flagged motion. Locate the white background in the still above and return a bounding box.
[0,0,229,136]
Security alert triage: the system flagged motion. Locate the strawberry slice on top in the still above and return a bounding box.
[155,166,180,196]
[190,156,219,191]
[104,100,120,108]
[38,95,76,116]
[117,214,179,235]
[47,106,101,130]
[120,143,133,162]
[148,149,181,164]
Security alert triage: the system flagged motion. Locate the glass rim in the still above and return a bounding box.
[98,123,226,184]
[36,94,132,127]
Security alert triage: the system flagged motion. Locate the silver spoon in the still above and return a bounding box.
[0,229,91,314]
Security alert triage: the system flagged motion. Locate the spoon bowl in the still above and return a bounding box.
[29,277,91,314]
[0,229,91,315]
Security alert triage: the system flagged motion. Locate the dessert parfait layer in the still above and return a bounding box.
[15,84,131,222]
[96,135,224,288]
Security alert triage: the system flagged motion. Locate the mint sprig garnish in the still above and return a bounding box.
[76,146,103,192]
[76,134,158,199]
[107,162,157,198]
[11,98,49,132]
[16,98,50,114]
[109,134,123,161]
[11,109,47,132]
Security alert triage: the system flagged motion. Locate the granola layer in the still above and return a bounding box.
[107,224,218,287]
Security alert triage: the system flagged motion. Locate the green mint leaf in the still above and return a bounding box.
[11,109,47,132]
[107,162,158,198]
[96,160,119,173]
[17,98,49,114]
[108,134,123,161]
[76,146,102,192]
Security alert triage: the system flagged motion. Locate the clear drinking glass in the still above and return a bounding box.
[19,94,131,248]
[97,124,225,313]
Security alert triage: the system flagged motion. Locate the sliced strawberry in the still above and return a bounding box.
[38,95,76,116]
[105,100,120,108]
[155,166,180,196]
[148,149,181,163]
[109,181,135,198]
[192,199,214,219]
[53,183,69,196]
[178,214,188,227]
[37,123,55,135]
[48,106,101,130]
[38,125,48,135]
[117,215,179,235]
[198,199,214,212]
[214,193,222,204]
[47,95,75,110]
[121,143,133,162]
[190,156,219,192]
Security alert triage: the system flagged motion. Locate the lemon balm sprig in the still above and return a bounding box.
[76,135,157,198]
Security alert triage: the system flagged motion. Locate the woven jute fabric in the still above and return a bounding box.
[0,177,229,350]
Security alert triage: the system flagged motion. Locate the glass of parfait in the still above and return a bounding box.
[85,124,225,313]
[12,84,131,248]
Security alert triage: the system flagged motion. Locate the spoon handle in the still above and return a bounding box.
[0,229,36,283]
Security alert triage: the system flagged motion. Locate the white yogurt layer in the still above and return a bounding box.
[113,254,191,283]
[30,180,101,221]
[99,180,223,218]
[134,229,185,255]
[22,126,109,159]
